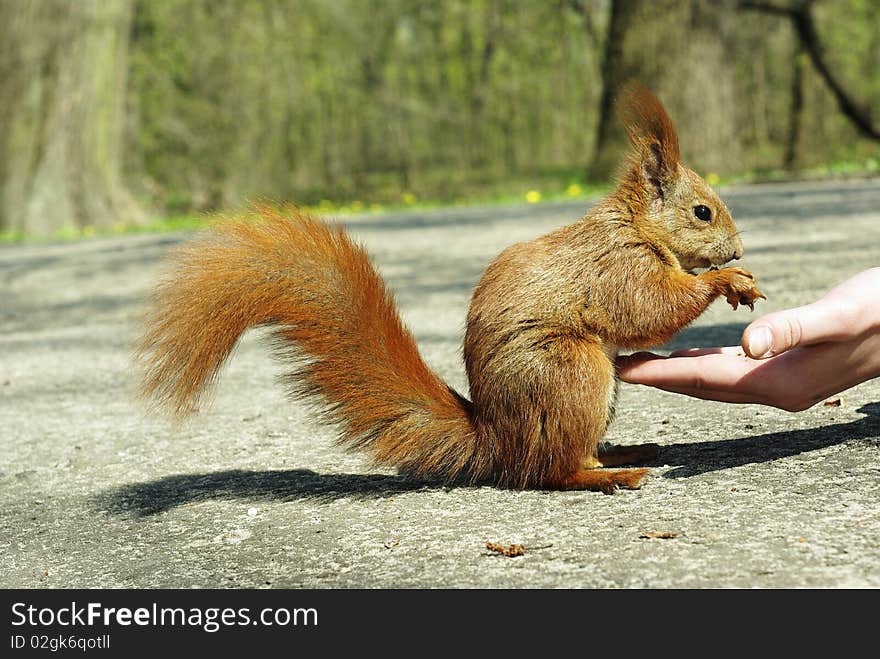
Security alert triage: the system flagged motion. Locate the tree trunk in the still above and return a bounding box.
[587,0,742,180]
[587,0,632,181]
[0,0,144,236]
[784,47,806,169]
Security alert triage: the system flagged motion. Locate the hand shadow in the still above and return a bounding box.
[652,403,880,478]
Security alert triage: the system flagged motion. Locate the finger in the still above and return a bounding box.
[621,347,744,363]
[617,351,756,389]
[742,300,856,359]
[668,346,744,358]
[645,384,767,405]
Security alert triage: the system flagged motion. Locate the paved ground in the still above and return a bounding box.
[2,178,879,588]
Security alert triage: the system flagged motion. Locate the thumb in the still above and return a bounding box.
[742,300,853,359]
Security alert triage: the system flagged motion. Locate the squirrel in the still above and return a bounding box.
[137,84,764,494]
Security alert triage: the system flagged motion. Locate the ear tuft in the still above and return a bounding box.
[617,82,680,185]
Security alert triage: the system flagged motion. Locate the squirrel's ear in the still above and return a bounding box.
[617,83,681,196]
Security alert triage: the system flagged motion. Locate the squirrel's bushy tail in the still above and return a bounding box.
[137,205,488,482]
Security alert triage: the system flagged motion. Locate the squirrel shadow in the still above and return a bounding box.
[96,469,439,517]
[97,404,879,516]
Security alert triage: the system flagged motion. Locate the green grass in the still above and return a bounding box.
[0,214,207,245]
[2,157,878,244]
[713,156,880,186]
[0,169,609,244]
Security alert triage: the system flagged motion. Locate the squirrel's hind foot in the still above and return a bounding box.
[555,468,649,494]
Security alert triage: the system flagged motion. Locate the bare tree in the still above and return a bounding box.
[741,0,880,141]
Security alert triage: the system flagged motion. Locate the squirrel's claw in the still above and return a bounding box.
[726,279,766,312]
[746,288,767,311]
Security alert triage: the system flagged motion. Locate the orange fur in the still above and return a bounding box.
[618,81,680,172]
[138,207,491,483]
[137,86,764,492]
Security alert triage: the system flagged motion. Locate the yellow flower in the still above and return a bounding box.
[369,203,383,212]
[705,172,721,186]
[350,200,364,212]
[401,191,417,205]
[525,190,541,203]
[82,225,96,237]
[565,183,582,197]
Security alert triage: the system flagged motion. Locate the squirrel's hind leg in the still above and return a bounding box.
[570,442,655,493]
[557,468,649,494]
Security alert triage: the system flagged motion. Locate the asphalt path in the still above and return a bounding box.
[2,178,879,588]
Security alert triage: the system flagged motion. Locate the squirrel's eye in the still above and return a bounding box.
[693,205,712,222]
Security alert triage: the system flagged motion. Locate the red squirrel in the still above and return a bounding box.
[137,85,764,493]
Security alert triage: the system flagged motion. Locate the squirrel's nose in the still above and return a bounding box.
[731,234,744,261]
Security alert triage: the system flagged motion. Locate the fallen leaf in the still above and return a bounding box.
[485,542,525,557]
[823,398,842,407]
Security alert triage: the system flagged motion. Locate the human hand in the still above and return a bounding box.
[617,268,880,411]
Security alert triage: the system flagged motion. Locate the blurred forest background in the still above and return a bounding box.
[0,0,878,237]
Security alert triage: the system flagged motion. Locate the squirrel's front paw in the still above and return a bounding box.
[719,267,766,311]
